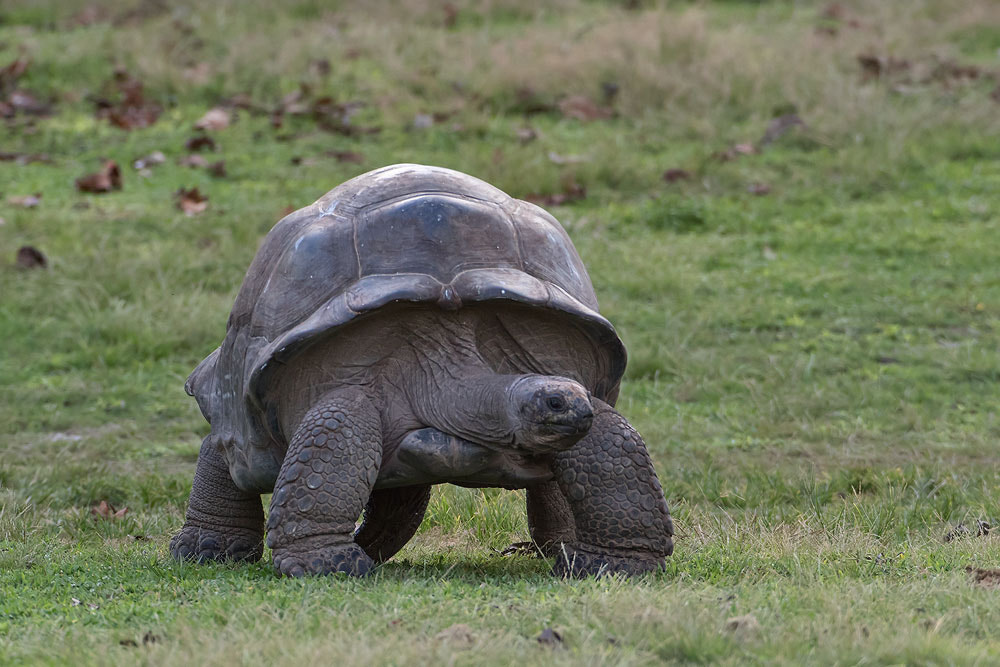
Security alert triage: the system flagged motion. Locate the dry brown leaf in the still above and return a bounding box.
[193,107,231,131]
[132,151,166,169]
[179,154,208,168]
[747,183,771,196]
[96,70,161,130]
[968,566,1000,587]
[206,160,227,177]
[525,181,586,207]
[16,245,46,269]
[558,95,614,122]
[176,187,208,216]
[0,57,29,94]
[75,160,122,193]
[760,113,805,146]
[716,142,758,161]
[325,150,364,164]
[725,614,760,633]
[663,168,691,183]
[91,500,128,520]
[185,135,217,152]
[516,127,538,144]
[435,624,475,644]
[8,193,41,208]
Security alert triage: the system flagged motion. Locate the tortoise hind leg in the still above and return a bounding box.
[266,388,382,577]
[549,399,673,577]
[170,435,265,563]
[355,485,432,563]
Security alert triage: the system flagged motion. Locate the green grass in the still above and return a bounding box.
[2,0,1000,663]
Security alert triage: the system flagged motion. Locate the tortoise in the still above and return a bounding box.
[170,163,673,577]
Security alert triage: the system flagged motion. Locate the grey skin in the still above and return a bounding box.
[170,164,673,577]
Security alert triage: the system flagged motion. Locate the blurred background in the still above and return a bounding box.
[2,1,1000,662]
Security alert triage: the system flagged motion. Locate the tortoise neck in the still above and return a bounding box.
[394,312,519,446]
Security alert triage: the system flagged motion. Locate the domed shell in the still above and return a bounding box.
[187,164,626,487]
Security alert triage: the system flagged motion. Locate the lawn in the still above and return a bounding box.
[2,0,1000,664]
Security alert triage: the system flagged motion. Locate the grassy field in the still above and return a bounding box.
[2,0,1000,663]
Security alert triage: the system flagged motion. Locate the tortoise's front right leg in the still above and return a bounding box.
[549,399,673,577]
[170,435,265,563]
[266,388,382,577]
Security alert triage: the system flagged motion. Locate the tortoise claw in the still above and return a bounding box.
[169,526,263,564]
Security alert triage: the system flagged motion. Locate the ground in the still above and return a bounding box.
[1,0,1000,664]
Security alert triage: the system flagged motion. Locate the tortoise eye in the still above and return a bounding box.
[546,396,567,411]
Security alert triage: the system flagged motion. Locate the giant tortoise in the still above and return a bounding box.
[170,163,673,577]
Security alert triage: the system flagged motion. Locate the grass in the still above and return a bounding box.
[2,0,1000,663]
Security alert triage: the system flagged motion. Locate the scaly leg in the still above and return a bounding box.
[550,399,673,577]
[170,435,265,563]
[267,388,382,577]
[354,485,432,563]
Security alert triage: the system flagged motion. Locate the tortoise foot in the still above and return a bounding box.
[169,525,263,564]
[553,544,665,578]
[272,543,374,577]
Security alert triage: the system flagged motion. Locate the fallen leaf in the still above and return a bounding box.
[95,69,161,130]
[525,181,586,207]
[8,193,41,208]
[119,639,138,648]
[968,566,1000,587]
[435,624,475,644]
[7,89,52,116]
[762,246,778,261]
[760,113,805,146]
[558,94,614,122]
[412,113,434,129]
[75,159,122,193]
[324,150,364,164]
[536,628,564,647]
[206,160,227,177]
[193,107,230,131]
[663,168,691,183]
[71,598,82,607]
[715,142,758,162]
[945,520,990,542]
[516,127,538,144]
[176,187,208,216]
[185,135,217,152]
[0,57,29,94]
[16,245,46,269]
[179,154,209,168]
[725,614,760,633]
[747,183,771,196]
[91,500,128,519]
[309,58,331,77]
[132,151,166,169]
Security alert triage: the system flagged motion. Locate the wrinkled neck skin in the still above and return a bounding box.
[382,315,521,449]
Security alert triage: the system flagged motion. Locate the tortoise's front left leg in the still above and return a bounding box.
[170,435,265,563]
[549,399,673,577]
[266,388,382,577]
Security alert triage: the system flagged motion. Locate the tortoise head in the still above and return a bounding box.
[507,375,594,454]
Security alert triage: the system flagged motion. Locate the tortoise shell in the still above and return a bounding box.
[186,164,626,489]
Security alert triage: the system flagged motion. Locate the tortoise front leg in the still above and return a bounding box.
[170,435,265,563]
[267,388,382,577]
[549,399,673,577]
